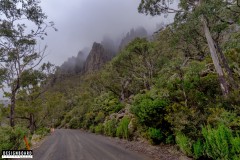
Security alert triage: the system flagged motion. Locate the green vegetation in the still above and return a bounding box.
[202,125,240,159]
[116,117,130,139]
[95,123,104,134]
[104,119,117,137]
[147,128,163,144]
[176,125,240,159]
[35,127,50,137]
[176,133,193,156]
[0,126,28,151]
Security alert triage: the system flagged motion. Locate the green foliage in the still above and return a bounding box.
[176,124,240,159]
[0,126,28,152]
[64,114,72,124]
[69,117,80,129]
[193,139,204,159]
[95,123,104,134]
[175,133,192,156]
[95,112,105,123]
[202,124,240,159]
[83,111,95,129]
[116,117,130,139]
[147,128,163,144]
[93,92,123,114]
[89,125,95,133]
[35,127,50,136]
[0,0,55,129]
[165,135,175,144]
[104,119,117,137]
[131,92,169,127]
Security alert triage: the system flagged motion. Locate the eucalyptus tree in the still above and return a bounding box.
[138,0,240,96]
[16,63,55,133]
[0,0,55,127]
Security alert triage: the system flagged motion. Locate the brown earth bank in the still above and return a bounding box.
[107,136,192,160]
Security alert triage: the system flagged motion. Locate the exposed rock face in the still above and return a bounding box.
[75,51,86,73]
[119,27,148,51]
[60,49,88,74]
[101,36,118,56]
[60,56,77,74]
[83,42,112,73]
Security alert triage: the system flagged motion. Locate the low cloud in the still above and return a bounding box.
[39,0,173,66]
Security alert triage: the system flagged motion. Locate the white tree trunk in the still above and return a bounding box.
[201,16,229,96]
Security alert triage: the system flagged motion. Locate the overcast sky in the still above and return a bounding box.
[0,0,176,99]
[39,0,174,66]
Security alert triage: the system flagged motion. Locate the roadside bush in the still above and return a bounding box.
[176,124,240,159]
[95,112,105,123]
[35,127,50,136]
[175,133,192,156]
[116,117,130,139]
[147,128,163,144]
[131,93,169,128]
[95,123,104,134]
[0,125,28,152]
[83,111,95,129]
[89,125,95,133]
[192,139,204,159]
[202,124,240,159]
[165,134,175,144]
[93,92,123,115]
[104,119,117,137]
[69,117,80,129]
[64,113,72,124]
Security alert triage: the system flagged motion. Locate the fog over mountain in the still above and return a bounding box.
[0,0,174,99]
[60,26,152,74]
[39,0,174,66]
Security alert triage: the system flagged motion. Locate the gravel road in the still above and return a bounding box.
[32,129,151,160]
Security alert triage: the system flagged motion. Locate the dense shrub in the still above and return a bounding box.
[192,139,204,159]
[82,111,95,129]
[131,93,169,128]
[69,117,80,129]
[64,113,72,124]
[176,124,240,159]
[0,126,28,152]
[202,124,240,159]
[165,134,175,144]
[93,93,123,114]
[95,123,104,134]
[165,103,206,139]
[116,117,130,139]
[89,125,95,133]
[35,127,50,136]
[175,133,192,156]
[147,128,163,144]
[104,119,117,137]
[95,112,105,123]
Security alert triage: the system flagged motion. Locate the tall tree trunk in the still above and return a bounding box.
[29,113,35,134]
[215,44,239,89]
[201,16,229,97]
[10,91,16,127]
[10,79,20,127]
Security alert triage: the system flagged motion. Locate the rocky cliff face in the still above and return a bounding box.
[83,42,112,73]
[75,51,86,73]
[60,48,88,74]
[119,27,148,51]
[60,27,148,74]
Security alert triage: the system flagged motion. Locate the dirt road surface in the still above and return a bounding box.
[32,129,151,160]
